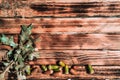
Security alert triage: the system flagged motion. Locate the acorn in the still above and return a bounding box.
[32,65,41,72]
[52,71,63,77]
[58,61,66,67]
[44,70,53,75]
[72,65,79,70]
[85,64,94,74]
[64,65,69,74]
[41,65,47,72]
[53,67,62,72]
[70,68,79,75]
[48,65,59,70]
[48,65,52,70]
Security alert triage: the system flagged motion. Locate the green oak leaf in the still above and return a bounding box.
[9,36,17,48]
[28,53,34,60]
[0,24,34,80]
[25,65,31,75]
[7,50,13,56]
[21,25,27,32]
[0,34,17,48]
[0,34,9,44]
[2,62,9,67]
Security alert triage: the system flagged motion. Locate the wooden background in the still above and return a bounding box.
[0,0,120,79]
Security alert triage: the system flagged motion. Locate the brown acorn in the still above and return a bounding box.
[32,65,41,72]
[70,68,79,75]
[44,70,53,75]
[52,71,63,77]
[72,65,79,70]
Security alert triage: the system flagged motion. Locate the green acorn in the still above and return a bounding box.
[58,61,65,67]
[48,65,59,70]
[48,65,61,72]
[53,67,62,72]
[41,65,47,72]
[86,64,94,74]
[64,65,69,74]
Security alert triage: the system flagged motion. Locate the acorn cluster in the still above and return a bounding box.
[31,61,94,76]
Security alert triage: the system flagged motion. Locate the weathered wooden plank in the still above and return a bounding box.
[17,2,120,17]
[21,0,120,3]
[1,50,120,79]
[1,50,120,65]
[27,65,120,79]
[0,18,120,34]
[34,34,120,50]
[1,2,120,17]
[28,50,120,65]
[0,34,119,50]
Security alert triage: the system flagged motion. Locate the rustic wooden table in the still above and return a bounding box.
[0,0,120,79]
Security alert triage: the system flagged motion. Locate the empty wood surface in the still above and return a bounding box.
[0,18,120,34]
[1,1,120,17]
[34,34,120,50]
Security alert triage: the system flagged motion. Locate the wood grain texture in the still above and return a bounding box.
[27,50,120,65]
[34,34,120,50]
[20,0,120,3]
[1,1,120,17]
[0,0,120,79]
[20,2,120,17]
[0,34,119,50]
[0,50,120,65]
[0,18,120,34]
